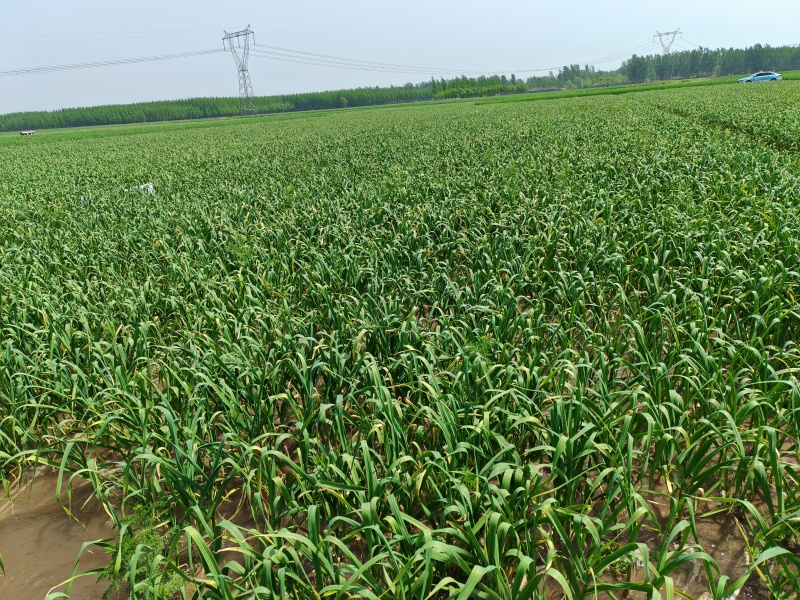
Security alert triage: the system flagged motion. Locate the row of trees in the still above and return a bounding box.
[0,78,525,131]
[525,64,628,91]
[0,85,435,132]
[622,43,800,83]
[2,43,798,131]
[431,74,527,99]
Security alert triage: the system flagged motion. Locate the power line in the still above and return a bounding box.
[251,50,433,75]
[583,42,661,64]
[0,36,672,83]
[0,25,655,61]
[251,50,465,76]
[680,38,702,48]
[0,32,224,47]
[250,40,660,77]
[0,28,220,40]
[0,48,224,78]
[256,26,651,57]
[672,40,696,52]
[252,44,466,74]
[251,47,550,75]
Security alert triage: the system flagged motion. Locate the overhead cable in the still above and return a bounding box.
[584,42,661,64]
[0,32,226,47]
[251,40,660,76]
[0,48,225,78]
[0,28,220,40]
[251,45,463,74]
[0,38,683,81]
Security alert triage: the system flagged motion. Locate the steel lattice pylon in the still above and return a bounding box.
[223,25,255,115]
[653,29,682,55]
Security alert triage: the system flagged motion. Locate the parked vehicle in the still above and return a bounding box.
[738,71,782,83]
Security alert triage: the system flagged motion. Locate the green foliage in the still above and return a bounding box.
[98,504,181,600]
[432,74,529,99]
[2,82,800,599]
[622,43,800,83]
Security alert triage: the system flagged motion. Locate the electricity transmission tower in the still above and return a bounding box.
[653,29,682,55]
[223,25,255,114]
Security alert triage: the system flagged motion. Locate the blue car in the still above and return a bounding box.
[738,71,782,83]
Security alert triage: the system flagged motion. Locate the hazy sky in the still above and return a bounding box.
[1,1,798,114]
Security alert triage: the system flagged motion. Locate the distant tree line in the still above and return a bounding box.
[622,43,800,83]
[0,77,535,131]
[2,43,798,131]
[0,85,434,132]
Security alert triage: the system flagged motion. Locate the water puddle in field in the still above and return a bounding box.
[596,490,771,600]
[0,471,118,600]
[639,513,763,600]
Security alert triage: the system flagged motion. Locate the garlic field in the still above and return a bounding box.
[1,82,800,599]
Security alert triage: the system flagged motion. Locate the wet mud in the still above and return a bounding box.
[0,473,774,600]
[0,472,116,600]
[643,512,764,600]
[605,489,772,600]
